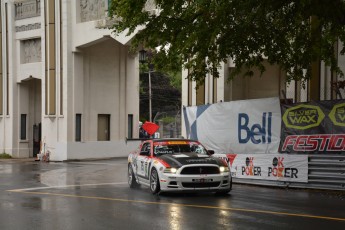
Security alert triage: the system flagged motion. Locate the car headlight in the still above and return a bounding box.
[164,167,178,174]
[219,166,230,173]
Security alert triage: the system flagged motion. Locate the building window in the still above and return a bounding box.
[75,114,82,142]
[20,114,27,140]
[128,114,133,139]
[98,114,110,141]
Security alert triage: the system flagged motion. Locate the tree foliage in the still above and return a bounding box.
[108,0,345,85]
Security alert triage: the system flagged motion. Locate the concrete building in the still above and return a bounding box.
[0,0,141,161]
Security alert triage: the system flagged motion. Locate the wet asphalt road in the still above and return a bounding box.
[0,158,344,230]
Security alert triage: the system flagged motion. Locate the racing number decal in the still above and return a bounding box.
[147,162,152,178]
[141,161,144,172]
[139,157,151,179]
[145,162,148,177]
[144,161,152,179]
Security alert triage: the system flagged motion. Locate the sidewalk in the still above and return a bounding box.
[0,158,36,163]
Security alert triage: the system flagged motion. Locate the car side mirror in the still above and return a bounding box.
[208,150,215,155]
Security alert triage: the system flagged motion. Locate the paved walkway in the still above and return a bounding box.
[0,157,35,162]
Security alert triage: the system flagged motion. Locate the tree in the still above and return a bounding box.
[332,79,345,98]
[108,0,345,86]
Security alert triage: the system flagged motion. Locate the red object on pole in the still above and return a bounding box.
[142,121,159,136]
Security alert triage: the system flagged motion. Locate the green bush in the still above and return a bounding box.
[0,153,11,159]
[161,116,175,123]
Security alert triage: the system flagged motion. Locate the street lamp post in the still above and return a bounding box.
[148,67,152,122]
[139,49,153,122]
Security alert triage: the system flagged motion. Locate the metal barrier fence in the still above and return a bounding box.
[233,154,345,191]
[307,154,345,190]
[154,111,182,138]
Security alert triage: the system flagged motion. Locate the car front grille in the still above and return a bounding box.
[180,166,220,175]
[182,182,221,188]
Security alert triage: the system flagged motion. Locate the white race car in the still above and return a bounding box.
[128,139,232,194]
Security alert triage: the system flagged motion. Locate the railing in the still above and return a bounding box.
[15,0,41,20]
[307,155,345,190]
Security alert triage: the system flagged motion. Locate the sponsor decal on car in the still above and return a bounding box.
[167,141,188,145]
[185,158,215,163]
[173,154,189,158]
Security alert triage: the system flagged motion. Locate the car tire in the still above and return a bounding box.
[150,168,161,194]
[128,164,139,188]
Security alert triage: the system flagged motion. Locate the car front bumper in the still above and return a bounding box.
[158,171,232,192]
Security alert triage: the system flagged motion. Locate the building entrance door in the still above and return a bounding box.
[98,114,110,141]
[33,123,41,157]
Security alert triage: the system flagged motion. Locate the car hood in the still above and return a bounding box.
[158,153,223,168]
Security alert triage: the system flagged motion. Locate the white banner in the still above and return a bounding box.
[214,153,308,182]
[184,97,281,154]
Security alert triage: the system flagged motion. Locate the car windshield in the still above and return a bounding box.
[153,141,208,156]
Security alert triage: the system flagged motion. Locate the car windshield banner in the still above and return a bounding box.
[219,154,308,182]
[184,97,281,154]
[279,100,345,154]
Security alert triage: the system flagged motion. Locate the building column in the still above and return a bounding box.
[45,0,56,115]
[0,4,3,115]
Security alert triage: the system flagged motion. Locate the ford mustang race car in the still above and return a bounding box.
[128,139,232,194]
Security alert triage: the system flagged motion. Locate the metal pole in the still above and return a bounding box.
[149,69,152,122]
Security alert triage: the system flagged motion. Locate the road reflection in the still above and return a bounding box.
[168,205,182,230]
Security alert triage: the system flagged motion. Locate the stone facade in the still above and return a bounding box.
[0,0,140,160]
[22,38,41,63]
[80,0,107,22]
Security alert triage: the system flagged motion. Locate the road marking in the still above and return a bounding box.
[7,190,345,222]
[68,162,127,166]
[8,182,127,192]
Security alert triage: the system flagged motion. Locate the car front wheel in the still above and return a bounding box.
[150,168,161,194]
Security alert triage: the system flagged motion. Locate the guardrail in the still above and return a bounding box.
[307,154,345,190]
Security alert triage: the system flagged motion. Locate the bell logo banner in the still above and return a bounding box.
[184,97,281,154]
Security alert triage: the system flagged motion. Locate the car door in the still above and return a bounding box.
[136,141,152,180]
